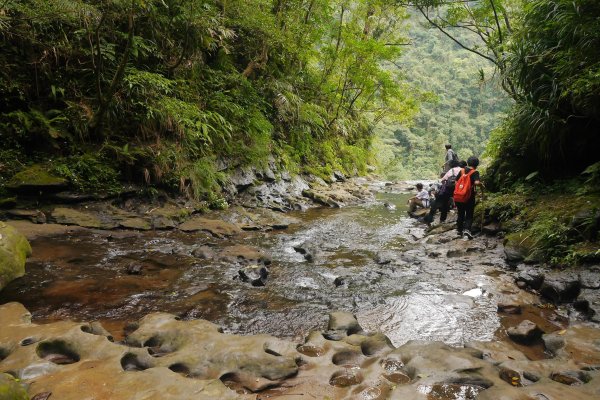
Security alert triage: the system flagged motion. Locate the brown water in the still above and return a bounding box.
[0,193,525,346]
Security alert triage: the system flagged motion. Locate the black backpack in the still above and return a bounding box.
[439,169,457,196]
[451,150,459,162]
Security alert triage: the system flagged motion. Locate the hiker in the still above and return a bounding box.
[424,159,460,225]
[407,183,430,213]
[442,144,458,174]
[454,156,484,240]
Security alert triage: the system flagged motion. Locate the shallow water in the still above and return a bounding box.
[1,193,509,346]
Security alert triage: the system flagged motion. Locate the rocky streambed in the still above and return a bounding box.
[1,180,600,399]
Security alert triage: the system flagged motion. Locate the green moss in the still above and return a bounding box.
[0,223,32,291]
[0,373,29,400]
[7,164,67,189]
[0,197,17,209]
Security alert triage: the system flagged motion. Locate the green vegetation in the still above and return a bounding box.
[374,12,511,180]
[0,0,416,198]
[486,0,600,186]
[481,180,600,265]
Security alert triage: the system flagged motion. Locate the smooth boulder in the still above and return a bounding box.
[0,222,32,290]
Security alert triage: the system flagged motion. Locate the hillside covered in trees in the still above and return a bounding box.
[0,0,416,202]
[374,13,511,180]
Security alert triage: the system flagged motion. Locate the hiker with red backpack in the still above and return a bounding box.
[453,156,484,240]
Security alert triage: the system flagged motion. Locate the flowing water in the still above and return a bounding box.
[0,192,511,346]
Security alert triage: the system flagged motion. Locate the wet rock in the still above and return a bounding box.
[220,206,299,231]
[220,245,271,265]
[255,166,276,182]
[446,249,464,258]
[151,216,177,230]
[329,369,363,387]
[579,266,600,289]
[328,311,363,335]
[126,263,143,275]
[192,245,215,260]
[0,222,32,290]
[322,330,346,341]
[147,204,191,224]
[515,264,546,290]
[178,216,241,237]
[31,392,52,400]
[118,217,152,230]
[5,209,47,224]
[507,320,543,344]
[550,370,590,386]
[424,223,455,236]
[49,191,96,203]
[504,233,537,264]
[482,222,501,235]
[428,249,443,258]
[228,167,257,191]
[293,243,319,262]
[238,265,269,286]
[0,197,17,209]
[7,165,68,193]
[302,189,342,208]
[539,276,581,304]
[1,303,291,398]
[374,251,394,265]
[360,333,394,356]
[51,207,115,229]
[499,367,537,387]
[0,373,29,399]
[36,340,80,365]
[497,301,522,314]
[577,289,600,322]
[465,341,528,364]
[542,333,566,355]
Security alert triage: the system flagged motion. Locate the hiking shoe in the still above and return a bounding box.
[463,230,473,240]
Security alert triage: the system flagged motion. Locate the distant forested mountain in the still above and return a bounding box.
[374,13,511,180]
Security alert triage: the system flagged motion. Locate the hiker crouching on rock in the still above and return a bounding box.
[454,156,484,240]
[408,183,430,213]
[424,159,461,225]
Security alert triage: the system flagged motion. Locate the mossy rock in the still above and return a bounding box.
[51,207,116,229]
[0,223,32,291]
[0,197,17,209]
[7,165,68,193]
[504,232,538,264]
[0,373,29,400]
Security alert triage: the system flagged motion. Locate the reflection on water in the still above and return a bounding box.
[0,192,505,345]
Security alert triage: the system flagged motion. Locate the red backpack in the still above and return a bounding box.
[453,168,476,203]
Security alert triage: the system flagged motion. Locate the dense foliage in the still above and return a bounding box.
[0,0,416,198]
[487,0,600,188]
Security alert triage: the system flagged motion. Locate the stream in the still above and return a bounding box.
[0,192,520,347]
